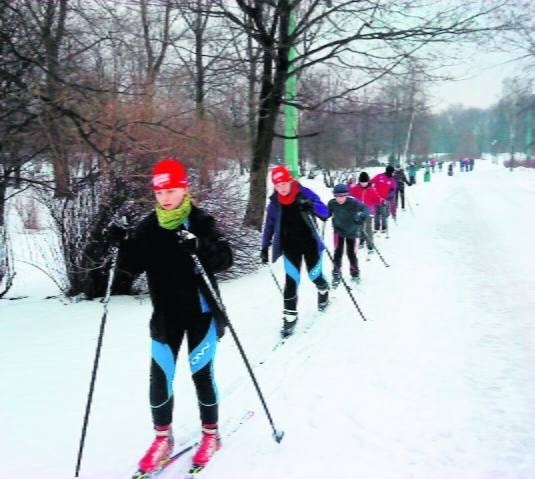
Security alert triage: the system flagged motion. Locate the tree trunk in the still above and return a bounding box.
[243,5,290,230]
[43,0,71,198]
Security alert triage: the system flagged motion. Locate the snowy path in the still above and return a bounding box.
[1,162,534,478]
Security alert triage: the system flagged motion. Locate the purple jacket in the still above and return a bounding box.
[261,183,329,263]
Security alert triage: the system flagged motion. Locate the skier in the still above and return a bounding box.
[110,158,233,477]
[349,171,381,255]
[407,161,418,185]
[327,183,369,286]
[423,163,431,182]
[261,164,330,338]
[393,165,411,211]
[448,162,454,176]
[371,165,397,233]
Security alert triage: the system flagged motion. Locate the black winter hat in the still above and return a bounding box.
[358,171,369,182]
[386,165,395,174]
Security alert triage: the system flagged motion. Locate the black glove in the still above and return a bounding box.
[177,230,198,254]
[296,197,313,212]
[261,247,269,264]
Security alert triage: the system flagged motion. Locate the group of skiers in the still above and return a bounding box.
[109,157,417,478]
[261,163,412,339]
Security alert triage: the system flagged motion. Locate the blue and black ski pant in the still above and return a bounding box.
[282,246,328,314]
[149,308,218,427]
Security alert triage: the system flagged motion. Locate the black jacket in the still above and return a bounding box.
[121,205,233,340]
[327,197,370,239]
[393,169,411,190]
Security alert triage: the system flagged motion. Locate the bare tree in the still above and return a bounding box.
[210,0,507,230]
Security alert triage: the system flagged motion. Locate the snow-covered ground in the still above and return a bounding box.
[1,161,534,479]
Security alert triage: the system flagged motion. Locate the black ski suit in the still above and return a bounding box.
[393,169,411,210]
[120,206,233,427]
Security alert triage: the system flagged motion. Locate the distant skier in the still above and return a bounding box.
[109,158,233,477]
[448,162,454,176]
[261,165,330,338]
[349,171,382,255]
[423,163,431,182]
[393,165,411,211]
[327,183,370,285]
[371,165,397,233]
[407,161,418,185]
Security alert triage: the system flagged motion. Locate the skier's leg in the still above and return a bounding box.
[187,314,221,466]
[346,238,359,278]
[137,331,184,472]
[332,232,343,275]
[281,251,302,336]
[303,244,329,310]
[365,217,374,251]
[149,333,183,426]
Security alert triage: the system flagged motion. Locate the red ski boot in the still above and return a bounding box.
[137,426,174,473]
[192,425,221,467]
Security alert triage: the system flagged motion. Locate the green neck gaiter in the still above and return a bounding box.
[155,194,192,230]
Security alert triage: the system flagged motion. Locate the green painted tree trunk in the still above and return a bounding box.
[283,10,299,178]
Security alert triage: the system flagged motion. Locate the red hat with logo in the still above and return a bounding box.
[152,158,189,190]
[271,165,294,185]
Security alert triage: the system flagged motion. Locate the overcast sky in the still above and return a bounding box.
[427,50,529,112]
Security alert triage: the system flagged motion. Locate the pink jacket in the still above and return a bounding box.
[349,183,382,215]
[370,173,397,200]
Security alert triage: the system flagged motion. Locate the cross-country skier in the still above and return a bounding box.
[393,165,411,211]
[371,165,397,233]
[407,162,418,185]
[110,158,233,477]
[349,171,382,254]
[327,183,369,285]
[261,165,330,338]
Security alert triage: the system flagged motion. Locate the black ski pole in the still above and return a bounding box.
[302,211,368,322]
[181,234,284,443]
[75,246,120,477]
[361,230,390,268]
[266,263,283,295]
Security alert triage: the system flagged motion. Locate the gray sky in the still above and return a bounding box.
[428,51,528,111]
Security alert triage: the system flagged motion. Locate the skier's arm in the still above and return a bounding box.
[306,189,329,220]
[353,200,370,224]
[261,201,276,249]
[107,217,147,277]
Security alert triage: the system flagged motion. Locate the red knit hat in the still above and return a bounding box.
[152,158,188,190]
[271,165,293,185]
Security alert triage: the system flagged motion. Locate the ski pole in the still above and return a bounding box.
[405,192,415,217]
[266,263,283,295]
[75,246,120,477]
[181,234,284,443]
[303,212,368,322]
[361,230,390,268]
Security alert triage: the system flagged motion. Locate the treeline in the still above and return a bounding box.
[0,1,531,298]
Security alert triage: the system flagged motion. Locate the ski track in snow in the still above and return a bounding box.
[1,161,534,479]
